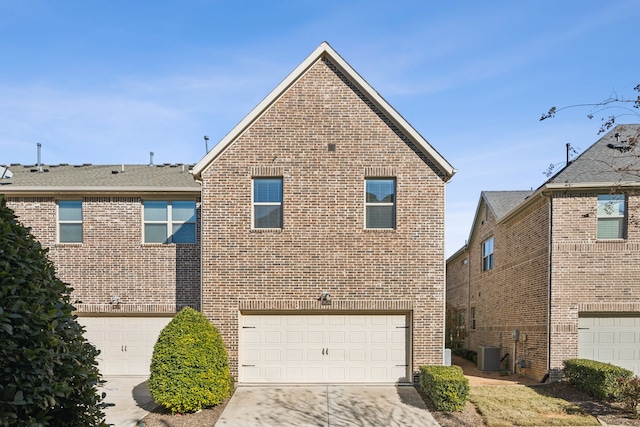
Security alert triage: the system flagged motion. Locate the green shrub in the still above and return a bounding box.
[617,376,640,415]
[563,358,633,401]
[419,365,469,411]
[148,307,233,414]
[453,348,477,363]
[0,196,107,426]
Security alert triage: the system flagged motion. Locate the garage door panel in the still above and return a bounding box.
[239,314,408,383]
[579,315,640,376]
[79,316,172,376]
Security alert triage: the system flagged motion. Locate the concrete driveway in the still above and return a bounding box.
[101,377,156,427]
[215,385,440,427]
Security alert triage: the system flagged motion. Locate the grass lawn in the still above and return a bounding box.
[470,386,599,426]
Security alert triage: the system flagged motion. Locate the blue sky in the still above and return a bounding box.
[1,0,638,256]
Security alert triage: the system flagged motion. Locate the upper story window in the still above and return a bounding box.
[144,201,196,244]
[482,237,494,271]
[58,200,82,243]
[253,178,283,229]
[365,178,396,229]
[597,194,626,239]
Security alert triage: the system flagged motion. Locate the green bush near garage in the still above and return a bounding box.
[0,196,107,426]
[563,358,633,401]
[419,365,469,411]
[148,307,233,414]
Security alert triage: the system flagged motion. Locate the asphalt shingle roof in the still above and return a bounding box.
[0,163,200,191]
[548,124,640,185]
[483,190,534,220]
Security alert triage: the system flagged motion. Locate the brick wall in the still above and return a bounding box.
[6,196,201,314]
[549,191,640,371]
[448,196,550,379]
[199,57,447,379]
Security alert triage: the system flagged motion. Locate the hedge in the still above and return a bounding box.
[563,358,633,401]
[419,365,469,411]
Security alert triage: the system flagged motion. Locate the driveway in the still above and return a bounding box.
[215,385,440,427]
[101,376,156,427]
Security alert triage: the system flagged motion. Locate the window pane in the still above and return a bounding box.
[597,195,625,217]
[254,179,282,203]
[254,205,282,228]
[598,218,624,239]
[172,201,196,222]
[144,201,168,221]
[59,201,82,221]
[60,223,82,243]
[172,223,195,243]
[145,223,168,243]
[366,180,395,203]
[366,206,395,228]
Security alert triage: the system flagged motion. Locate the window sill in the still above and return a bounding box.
[56,242,83,246]
[596,238,626,242]
[142,242,198,246]
[250,228,283,233]
[364,228,396,233]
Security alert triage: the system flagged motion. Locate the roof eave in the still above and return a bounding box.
[0,186,201,197]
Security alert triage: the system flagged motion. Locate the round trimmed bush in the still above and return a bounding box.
[148,307,232,414]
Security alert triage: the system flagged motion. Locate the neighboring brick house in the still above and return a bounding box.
[447,124,640,380]
[191,42,455,384]
[1,163,201,375]
[1,42,455,382]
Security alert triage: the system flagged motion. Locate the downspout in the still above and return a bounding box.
[545,193,553,379]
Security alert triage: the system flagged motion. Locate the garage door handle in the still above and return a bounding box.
[396,364,408,367]
[322,348,325,355]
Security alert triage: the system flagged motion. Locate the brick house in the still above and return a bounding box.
[2,42,455,383]
[446,124,640,380]
[2,163,201,375]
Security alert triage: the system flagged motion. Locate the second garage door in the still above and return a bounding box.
[78,316,172,376]
[239,313,409,384]
[578,315,640,376]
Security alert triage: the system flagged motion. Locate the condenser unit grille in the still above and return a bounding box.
[477,346,501,371]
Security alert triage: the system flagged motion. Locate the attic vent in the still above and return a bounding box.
[328,143,336,152]
[607,143,632,153]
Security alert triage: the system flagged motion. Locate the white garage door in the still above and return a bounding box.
[78,316,172,376]
[239,314,409,384]
[578,315,640,376]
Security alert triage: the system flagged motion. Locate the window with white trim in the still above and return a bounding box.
[597,194,626,239]
[365,178,396,229]
[482,237,494,271]
[253,178,283,229]
[144,201,196,243]
[58,200,82,243]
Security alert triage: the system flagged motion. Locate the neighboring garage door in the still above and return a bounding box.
[78,316,172,376]
[239,313,409,384]
[578,315,640,376]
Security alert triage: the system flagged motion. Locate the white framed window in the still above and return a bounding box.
[597,194,626,239]
[58,200,82,243]
[143,201,196,243]
[482,237,494,271]
[253,178,283,229]
[365,178,396,229]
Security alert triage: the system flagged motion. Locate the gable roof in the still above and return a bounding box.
[192,42,455,181]
[483,190,534,220]
[0,163,200,195]
[546,124,640,187]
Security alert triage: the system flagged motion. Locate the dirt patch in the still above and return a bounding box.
[140,394,231,427]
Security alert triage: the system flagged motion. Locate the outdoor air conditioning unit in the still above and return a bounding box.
[477,346,501,371]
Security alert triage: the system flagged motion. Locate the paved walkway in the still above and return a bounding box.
[101,377,156,427]
[215,385,440,427]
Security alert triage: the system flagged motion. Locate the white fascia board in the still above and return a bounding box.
[192,42,456,181]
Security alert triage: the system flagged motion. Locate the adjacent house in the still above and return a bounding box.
[2,42,455,384]
[447,124,640,380]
